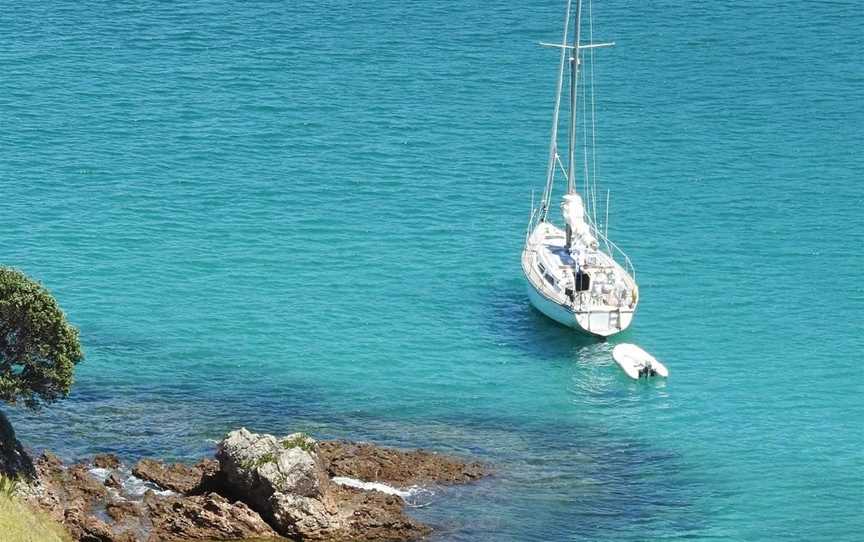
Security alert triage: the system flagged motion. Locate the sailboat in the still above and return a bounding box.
[522,0,638,337]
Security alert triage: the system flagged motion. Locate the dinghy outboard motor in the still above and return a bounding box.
[637,363,657,378]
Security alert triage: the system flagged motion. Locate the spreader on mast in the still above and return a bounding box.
[537,0,613,227]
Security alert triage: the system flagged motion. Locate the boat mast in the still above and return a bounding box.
[540,0,573,222]
[567,0,583,196]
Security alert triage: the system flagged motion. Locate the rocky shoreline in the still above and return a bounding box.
[13,428,486,542]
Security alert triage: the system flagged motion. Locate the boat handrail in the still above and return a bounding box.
[586,216,636,281]
[603,236,636,281]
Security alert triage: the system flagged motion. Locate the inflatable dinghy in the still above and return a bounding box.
[612,343,669,379]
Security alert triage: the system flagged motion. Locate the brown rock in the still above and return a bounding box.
[29,453,118,537]
[132,458,217,494]
[105,499,144,523]
[24,431,487,542]
[68,464,111,501]
[144,491,281,541]
[38,450,64,472]
[93,453,121,469]
[64,505,124,542]
[34,453,108,509]
[216,429,450,542]
[329,484,431,542]
[319,440,486,486]
[102,498,150,541]
[104,472,124,489]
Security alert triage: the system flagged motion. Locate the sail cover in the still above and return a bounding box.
[561,193,588,235]
[561,194,597,249]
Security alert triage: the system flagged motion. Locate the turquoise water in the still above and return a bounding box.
[2,0,862,540]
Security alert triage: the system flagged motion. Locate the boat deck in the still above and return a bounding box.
[523,222,637,313]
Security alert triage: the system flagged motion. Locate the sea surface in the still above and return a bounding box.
[2,1,862,540]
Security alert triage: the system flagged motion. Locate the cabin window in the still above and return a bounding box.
[538,262,546,274]
[543,273,556,286]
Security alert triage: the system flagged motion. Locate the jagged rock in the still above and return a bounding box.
[64,505,130,542]
[268,492,345,540]
[329,485,430,542]
[319,440,486,486]
[29,452,111,533]
[39,450,65,471]
[68,464,111,501]
[105,499,144,523]
[93,453,121,469]
[36,453,108,507]
[132,458,218,494]
[21,427,486,542]
[216,428,435,541]
[103,498,149,541]
[104,472,124,489]
[216,428,329,506]
[27,449,279,542]
[144,491,280,541]
[216,428,344,538]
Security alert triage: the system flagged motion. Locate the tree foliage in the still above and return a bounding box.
[0,268,82,409]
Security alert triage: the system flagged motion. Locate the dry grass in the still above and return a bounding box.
[0,493,71,542]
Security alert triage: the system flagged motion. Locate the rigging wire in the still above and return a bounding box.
[540,0,574,223]
[588,0,611,254]
[581,39,591,227]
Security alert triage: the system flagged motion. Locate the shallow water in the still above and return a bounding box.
[2,1,862,540]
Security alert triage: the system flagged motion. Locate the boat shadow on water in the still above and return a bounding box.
[486,280,631,363]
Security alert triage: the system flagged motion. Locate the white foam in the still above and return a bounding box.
[89,467,175,498]
[332,476,414,498]
[88,467,111,482]
[331,476,435,507]
[122,475,176,497]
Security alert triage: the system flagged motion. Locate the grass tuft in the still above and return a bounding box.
[281,433,315,452]
[0,474,20,498]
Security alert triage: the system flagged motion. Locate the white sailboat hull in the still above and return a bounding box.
[525,274,581,328]
[524,272,634,337]
[521,222,637,338]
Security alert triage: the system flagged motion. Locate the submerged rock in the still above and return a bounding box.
[93,453,121,470]
[319,440,487,486]
[104,472,124,489]
[105,499,144,523]
[64,505,132,542]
